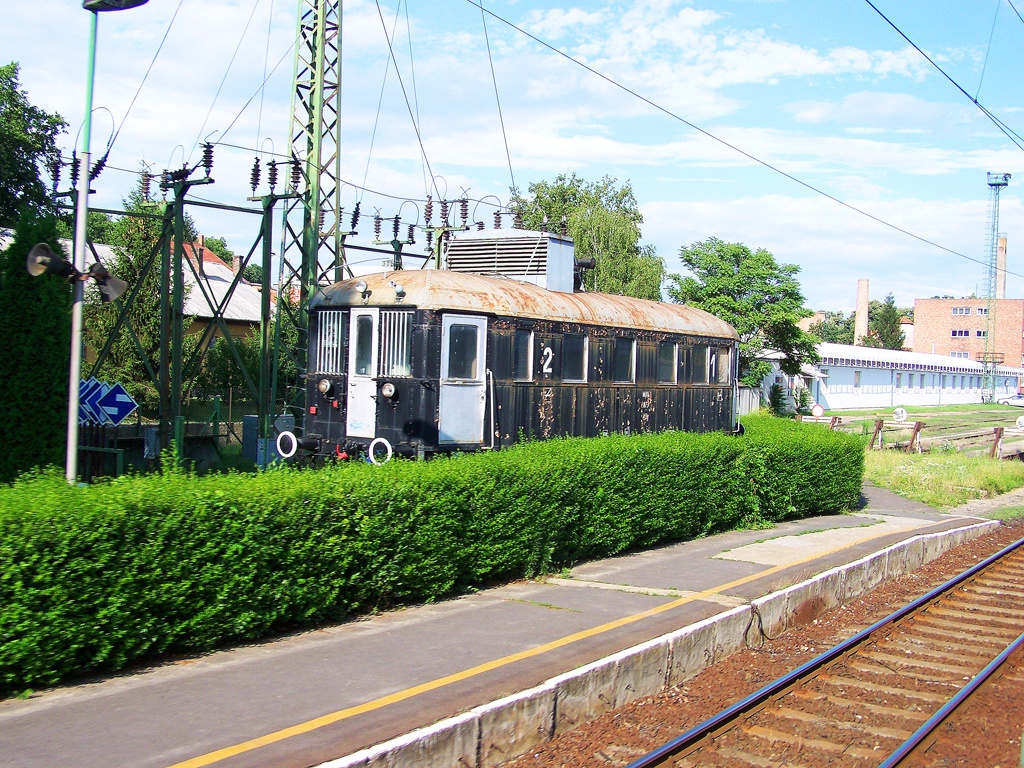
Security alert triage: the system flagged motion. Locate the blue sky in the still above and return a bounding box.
[5,0,1023,312]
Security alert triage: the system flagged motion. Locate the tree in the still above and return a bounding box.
[508,174,664,300]
[666,238,819,386]
[862,293,906,349]
[55,210,116,244]
[0,212,71,481]
[809,311,855,345]
[0,62,67,228]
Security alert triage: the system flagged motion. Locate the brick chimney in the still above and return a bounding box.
[854,279,869,345]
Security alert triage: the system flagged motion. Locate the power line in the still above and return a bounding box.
[464,0,1019,279]
[976,0,1002,99]
[374,0,440,200]
[862,0,1024,153]
[479,0,516,195]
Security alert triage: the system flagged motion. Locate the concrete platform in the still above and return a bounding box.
[0,484,1001,768]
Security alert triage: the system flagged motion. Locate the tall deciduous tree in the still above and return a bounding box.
[666,238,819,386]
[809,311,855,345]
[0,63,66,228]
[0,212,71,481]
[508,174,664,300]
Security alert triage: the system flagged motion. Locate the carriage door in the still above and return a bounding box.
[347,308,379,438]
[439,314,487,444]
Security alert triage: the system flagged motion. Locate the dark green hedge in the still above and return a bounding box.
[0,416,862,693]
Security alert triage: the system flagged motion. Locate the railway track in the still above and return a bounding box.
[624,536,1024,768]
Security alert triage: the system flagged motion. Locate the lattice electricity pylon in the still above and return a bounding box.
[275,0,348,431]
[982,172,1011,401]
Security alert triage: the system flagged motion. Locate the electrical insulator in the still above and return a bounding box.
[319,204,326,230]
[374,215,382,239]
[426,230,433,248]
[424,195,433,225]
[494,211,501,229]
[559,216,568,237]
[140,171,151,200]
[69,152,80,188]
[160,169,171,193]
[267,160,278,192]
[89,151,107,181]
[350,201,360,230]
[201,143,214,177]
[440,200,449,226]
[460,198,468,225]
[250,157,261,193]
[392,216,400,239]
[514,213,523,229]
[290,154,302,190]
[476,221,484,231]
[406,224,415,243]
[48,156,61,192]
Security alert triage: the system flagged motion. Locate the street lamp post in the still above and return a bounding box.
[65,0,148,484]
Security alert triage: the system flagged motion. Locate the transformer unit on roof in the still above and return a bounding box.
[443,228,577,293]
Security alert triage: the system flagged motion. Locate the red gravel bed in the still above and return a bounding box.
[506,521,1024,768]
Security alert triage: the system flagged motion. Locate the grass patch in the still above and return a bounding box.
[977,505,1024,521]
[864,450,1024,509]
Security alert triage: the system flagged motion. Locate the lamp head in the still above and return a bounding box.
[82,0,149,10]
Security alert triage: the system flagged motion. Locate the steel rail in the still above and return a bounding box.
[623,533,1024,768]
[877,629,1024,767]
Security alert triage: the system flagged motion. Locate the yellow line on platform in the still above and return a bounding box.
[163,524,940,768]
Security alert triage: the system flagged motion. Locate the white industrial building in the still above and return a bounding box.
[759,342,1024,411]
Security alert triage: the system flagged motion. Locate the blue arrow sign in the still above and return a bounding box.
[79,378,106,424]
[97,383,138,426]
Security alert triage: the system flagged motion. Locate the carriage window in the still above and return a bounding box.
[354,313,374,376]
[447,324,479,379]
[563,333,587,382]
[657,342,676,384]
[717,347,731,385]
[613,338,635,383]
[315,309,345,373]
[513,329,533,381]
[692,345,708,384]
[380,310,413,377]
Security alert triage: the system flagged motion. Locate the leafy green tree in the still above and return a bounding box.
[55,210,116,244]
[809,311,855,345]
[508,174,664,300]
[862,293,906,349]
[0,62,67,228]
[666,237,819,386]
[0,212,71,481]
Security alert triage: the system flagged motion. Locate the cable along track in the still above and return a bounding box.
[625,536,1024,768]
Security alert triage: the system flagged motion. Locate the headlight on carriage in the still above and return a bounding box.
[381,382,396,398]
[317,379,332,394]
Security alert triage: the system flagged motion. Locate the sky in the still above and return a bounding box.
[4,0,1024,313]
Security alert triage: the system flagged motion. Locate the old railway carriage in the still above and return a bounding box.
[280,269,739,462]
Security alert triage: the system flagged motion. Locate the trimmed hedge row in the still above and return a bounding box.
[0,416,863,693]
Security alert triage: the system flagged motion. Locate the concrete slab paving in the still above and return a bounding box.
[0,483,1004,768]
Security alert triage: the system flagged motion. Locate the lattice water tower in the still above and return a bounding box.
[981,172,1010,401]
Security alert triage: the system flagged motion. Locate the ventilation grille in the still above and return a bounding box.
[445,235,548,276]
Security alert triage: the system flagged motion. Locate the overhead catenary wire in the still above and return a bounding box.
[374,0,440,201]
[862,0,1024,152]
[360,1,407,203]
[465,0,1024,281]
[976,0,1002,100]
[188,0,264,164]
[479,0,516,195]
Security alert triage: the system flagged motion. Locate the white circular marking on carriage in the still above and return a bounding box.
[893,407,908,424]
[368,437,393,465]
[276,430,298,459]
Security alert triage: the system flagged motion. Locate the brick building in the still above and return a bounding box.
[911,298,1024,368]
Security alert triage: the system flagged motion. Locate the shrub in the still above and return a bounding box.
[0,417,863,693]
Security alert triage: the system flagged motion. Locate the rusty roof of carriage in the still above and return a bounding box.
[311,270,738,340]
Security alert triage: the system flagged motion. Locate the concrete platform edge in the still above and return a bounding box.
[314,519,998,768]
